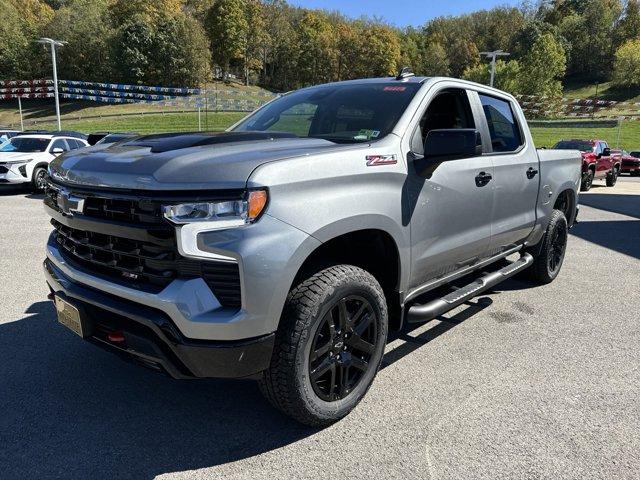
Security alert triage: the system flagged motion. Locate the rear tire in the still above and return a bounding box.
[606,167,618,187]
[580,170,594,191]
[529,209,568,285]
[259,265,388,427]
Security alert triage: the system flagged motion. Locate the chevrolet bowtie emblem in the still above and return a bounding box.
[58,189,85,216]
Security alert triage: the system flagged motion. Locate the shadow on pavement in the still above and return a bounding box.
[570,219,640,259]
[0,301,315,480]
[382,297,493,369]
[2,294,500,479]
[579,193,640,219]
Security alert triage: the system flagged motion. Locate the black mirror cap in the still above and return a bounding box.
[424,129,482,162]
[602,147,611,157]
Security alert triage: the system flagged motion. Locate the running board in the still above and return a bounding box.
[406,253,534,324]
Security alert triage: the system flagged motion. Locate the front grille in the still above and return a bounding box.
[47,185,243,309]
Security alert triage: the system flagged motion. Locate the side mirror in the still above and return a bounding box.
[602,147,611,157]
[51,147,64,155]
[424,129,482,162]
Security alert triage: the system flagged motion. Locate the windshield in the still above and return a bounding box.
[97,134,135,145]
[232,83,422,143]
[553,140,594,152]
[0,137,49,153]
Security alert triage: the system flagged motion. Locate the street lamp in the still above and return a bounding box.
[480,50,510,88]
[36,38,67,131]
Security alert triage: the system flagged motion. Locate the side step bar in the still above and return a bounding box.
[406,253,534,324]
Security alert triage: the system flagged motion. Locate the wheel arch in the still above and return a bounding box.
[290,226,404,330]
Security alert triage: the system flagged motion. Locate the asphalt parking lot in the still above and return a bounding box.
[0,177,638,480]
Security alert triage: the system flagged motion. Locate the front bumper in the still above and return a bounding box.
[0,164,29,184]
[44,257,275,379]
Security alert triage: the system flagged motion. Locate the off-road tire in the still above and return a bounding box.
[32,166,48,192]
[529,209,568,285]
[580,170,594,191]
[259,265,388,427]
[606,167,618,187]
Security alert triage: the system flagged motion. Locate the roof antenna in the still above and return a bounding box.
[396,67,415,80]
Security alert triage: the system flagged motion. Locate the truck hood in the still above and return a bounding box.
[48,132,346,191]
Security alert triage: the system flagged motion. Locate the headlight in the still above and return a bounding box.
[163,190,268,226]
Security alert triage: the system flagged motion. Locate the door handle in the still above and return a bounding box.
[475,171,492,187]
[526,167,539,179]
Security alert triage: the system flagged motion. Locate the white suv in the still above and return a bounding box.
[0,134,88,191]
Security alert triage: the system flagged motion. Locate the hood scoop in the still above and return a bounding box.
[122,131,299,153]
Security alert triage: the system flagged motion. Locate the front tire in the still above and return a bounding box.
[606,167,618,187]
[581,170,594,191]
[529,209,568,284]
[259,265,388,426]
[32,166,48,192]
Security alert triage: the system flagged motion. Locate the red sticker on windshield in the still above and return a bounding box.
[384,86,406,92]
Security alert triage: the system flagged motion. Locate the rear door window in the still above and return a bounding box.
[478,94,523,152]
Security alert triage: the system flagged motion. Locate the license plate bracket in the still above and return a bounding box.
[55,296,88,338]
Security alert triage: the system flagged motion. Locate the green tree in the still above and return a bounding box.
[152,13,212,85]
[613,39,640,86]
[205,0,249,78]
[559,0,622,79]
[422,42,450,76]
[44,0,114,82]
[519,32,566,97]
[615,0,640,47]
[462,59,521,93]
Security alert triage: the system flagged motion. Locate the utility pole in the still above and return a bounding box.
[36,38,67,131]
[480,50,510,87]
[17,96,24,131]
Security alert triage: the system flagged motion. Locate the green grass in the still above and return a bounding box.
[27,111,247,134]
[529,120,640,150]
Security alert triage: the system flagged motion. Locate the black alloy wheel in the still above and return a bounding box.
[309,295,377,402]
[547,219,567,275]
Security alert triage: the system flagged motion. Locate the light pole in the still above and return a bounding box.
[480,50,510,88]
[37,38,67,131]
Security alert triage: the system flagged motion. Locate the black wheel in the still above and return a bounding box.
[259,265,388,426]
[606,167,618,187]
[581,170,594,191]
[32,167,48,192]
[529,209,568,284]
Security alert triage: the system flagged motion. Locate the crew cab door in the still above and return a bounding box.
[406,87,494,287]
[474,92,539,253]
[595,141,611,177]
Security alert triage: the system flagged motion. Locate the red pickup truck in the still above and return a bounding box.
[553,139,621,191]
[616,149,640,176]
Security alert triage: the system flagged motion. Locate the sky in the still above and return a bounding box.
[288,0,522,27]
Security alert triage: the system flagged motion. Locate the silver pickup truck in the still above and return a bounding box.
[43,73,581,426]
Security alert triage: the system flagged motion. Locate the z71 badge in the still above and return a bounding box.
[366,154,397,166]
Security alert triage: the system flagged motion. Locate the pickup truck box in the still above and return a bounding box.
[43,75,581,426]
[553,139,621,191]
